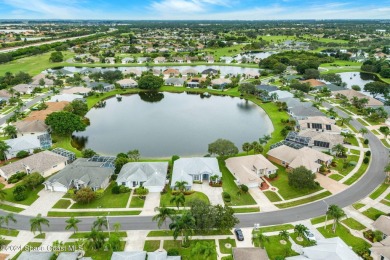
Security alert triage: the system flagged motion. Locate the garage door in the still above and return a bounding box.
[146,186,163,193]
[53,185,68,193]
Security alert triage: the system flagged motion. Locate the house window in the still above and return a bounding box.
[314,140,330,148]
[193,175,200,181]
[122,182,126,186]
[132,181,137,187]
[307,123,310,128]
[282,161,286,165]
[326,125,331,130]
[311,123,322,129]
[52,165,57,168]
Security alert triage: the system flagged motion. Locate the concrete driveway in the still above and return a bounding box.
[22,189,65,216]
[315,173,347,194]
[140,193,161,216]
[192,182,223,205]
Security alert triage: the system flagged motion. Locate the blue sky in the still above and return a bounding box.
[0,0,389,20]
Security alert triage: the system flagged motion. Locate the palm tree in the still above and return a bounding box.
[259,135,271,145]
[30,214,50,234]
[332,144,346,158]
[152,206,175,229]
[279,230,289,242]
[65,217,81,234]
[0,141,10,161]
[2,125,17,139]
[327,204,345,233]
[86,228,105,250]
[340,116,352,126]
[174,181,188,192]
[294,224,308,239]
[191,241,217,258]
[93,217,108,231]
[169,211,195,246]
[242,142,253,155]
[170,193,185,209]
[359,128,369,137]
[252,232,269,249]
[252,141,264,154]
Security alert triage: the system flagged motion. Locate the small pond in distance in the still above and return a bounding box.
[72,92,274,157]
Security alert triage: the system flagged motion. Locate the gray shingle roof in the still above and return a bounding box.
[18,252,54,260]
[5,135,41,155]
[256,85,279,92]
[111,251,147,260]
[14,120,49,134]
[0,151,67,178]
[117,162,168,187]
[45,158,113,189]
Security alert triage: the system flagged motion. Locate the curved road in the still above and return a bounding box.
[1,103,388,232]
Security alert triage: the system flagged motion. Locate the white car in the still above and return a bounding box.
[304,230,316,242]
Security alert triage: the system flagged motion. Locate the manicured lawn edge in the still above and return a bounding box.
[47,211,141,217]
[275,191,332,209]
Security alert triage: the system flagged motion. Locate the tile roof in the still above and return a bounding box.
[117,162,168,187]
[14,120,49,133]
[171,158,221,186]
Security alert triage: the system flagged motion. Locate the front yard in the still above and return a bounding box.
[160,190,210,207]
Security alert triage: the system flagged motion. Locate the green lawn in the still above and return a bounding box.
[357,118,369,126]
[34,233,46,239]
[204,44,246,59]
[362,207,385,220]
[233,207,260,213]
[263,190,283,202]
[381,139,390,148]
[369,183,390,200]
[51,135,82,157]
[332,155,359,176]
[71,183,130,209]
[343,161,369,185]
[386,193,390,200]
[275,191,332,209]
[147,229,233,237]
[129,196,145,208]
[342,218,366,231]
[69,231,127,239]
[380,199,390,207]
[329,174,344,181]
[0,203,24,213]
[318,224,371,253]
[3,184,44,206]
[349,149,361,155]
[84,241,126,260]
[262,235,298,259]
[219,238,236,254]
[160,191,210,207]
[0,228,19,237]
[47,210,141,217]
[52,199,71,209]
[352,203,365,210]
[270,166,323,200]
[259,224,294,233]
[164,239,217,260]
[345,136,359,147]
[144,240,161,252]
[310,215,334,225]
[290,233,314,247]
[218,158,256,206]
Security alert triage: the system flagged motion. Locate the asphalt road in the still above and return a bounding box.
[0,101,388,232]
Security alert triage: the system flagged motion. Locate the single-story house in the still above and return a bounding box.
[233,248,269,260]
[18,252,54,260]
[211,78,232,88]
[87,82,114,92]
[111,251,147,260]
[225,155,278,188]
[301,79,326,87]
[165,78,185,87]
[116,78,138,88]
[24,101,70,121]
[286,237,360,260]
[123,68,142,76]
[4,134,52,160]
[267,145,333,173]
[154,57,166,64]
[105,57,115,64]
[44,158,113,192]
[182,68,199,77]
[315,84,346,92]
[62,87,92,96]
[220,56,234,64]
[148,251,181,260]
[0,151,68,180]
[373,215,390,238]
[370,236,390,260]
[171,157,222,190]
[280,97,324,119]
[256,85,279,93]
[49,94,84,103]
[268,90,294,100]
[298,116,341,133]
[333,89,383,107]
[0,89,12,102]
[163,68,180,77]
[31,75,54,87]
[121,57,134,64]
[116,162,168,192]
[295,130,344,150]
[13,120,49,138]
[13,84,35,95]
[137,57,150,64]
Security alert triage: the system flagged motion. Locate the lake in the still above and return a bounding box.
[72,92,274,157]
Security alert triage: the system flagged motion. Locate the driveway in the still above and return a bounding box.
[192,182,223,205]
[21,189,65,216]
[249,189,279,211]
[315,173,347,194]
[125,230,150,251]
[140,193,161,216]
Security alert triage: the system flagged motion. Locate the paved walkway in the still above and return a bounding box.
[343,206,374,229]
[125,230,149,251]
[248,189,278,211]
[140,193,161,216]
[192,183,223,205]
[315,173,347,194]
[0,231,35,258]
[22,189,65,216]
[125,190,134,208]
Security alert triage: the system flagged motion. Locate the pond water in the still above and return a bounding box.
[49,65,261,77]
[72,92,273,157]
[337,72,381,98]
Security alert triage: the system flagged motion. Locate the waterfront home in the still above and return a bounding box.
[13,120,49,138]
[4,134,52,160]
[116,78,138,88]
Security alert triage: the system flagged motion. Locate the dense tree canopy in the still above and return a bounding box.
[288,166,317,189]
[49,51,64,62]
[208,139,239,157]
[45,111,86,136]
[364,81,390,98]
[64,100,89,117]
[138,75,164,90]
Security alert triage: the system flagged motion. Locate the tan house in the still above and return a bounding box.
[0,151,68,180]
[163,68,180,77]
[225,155,278,188]
[24,101,69,121]
[301,79,326,87]
[371,237,390,260]
[13,120,49,138]
[267,145,333,173]
[333,89,383,107]
[298,130,344,150]
[116,78,138,88]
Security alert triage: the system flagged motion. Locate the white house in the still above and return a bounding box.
[116,162,168,192]
[171,157,222,190]
[13,120,49,138]
[4,134,52,160]
[116,78,138,88]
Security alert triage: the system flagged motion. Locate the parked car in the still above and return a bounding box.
[304,230,316,241]
[235,228,244,241]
